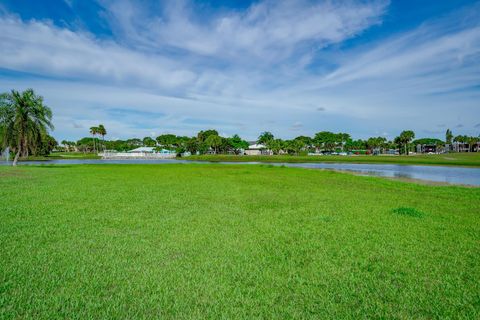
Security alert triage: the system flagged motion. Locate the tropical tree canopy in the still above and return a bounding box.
[205,134,222,153]
[257,131,274,144]
[142,136,156,147]
[156,134,177,149]
[0,89,54,165]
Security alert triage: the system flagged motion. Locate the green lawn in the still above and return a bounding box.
[1,164,479,318]
[24,152,101,161]
[185,152,480,167]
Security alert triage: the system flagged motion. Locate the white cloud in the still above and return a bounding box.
[0,16,196,89]
[99,0,389,63]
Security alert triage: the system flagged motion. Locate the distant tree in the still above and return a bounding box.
[366,136,387,153]
[142,136,156,147]
[126,138,142,147]
[61,140,75,152]
[345,139,366,152]
[228,134,249,154]
[412,138,444,146]
[197,129,219,142]
[337,133,351,151]
[76,137,95,153]
[156,134,177,149]
[205,134,222,154]
[185,137,199,154]
[268,139,284,155]
[397,130,415,155]
[36,134,57,156]
[89,126,98,153]
[314,131,337,151]
[453,135,465,143]
[294,136,312,150]
[289,139,305,155]
[0,89,54,166]
[445,129,453,145]
[97,124,107,151]
[257,131,274,145]
[467,136,479,152]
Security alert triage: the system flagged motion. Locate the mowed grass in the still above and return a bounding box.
[0,164,479,319]
[25,152,101,161]
[186,152,480,167]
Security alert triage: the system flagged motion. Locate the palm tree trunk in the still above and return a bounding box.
[13,149,20,166]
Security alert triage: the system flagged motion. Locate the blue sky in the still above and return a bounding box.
[0,0,479,141]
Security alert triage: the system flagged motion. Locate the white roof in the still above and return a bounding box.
[247,144,266,150]
[128,147,156,153]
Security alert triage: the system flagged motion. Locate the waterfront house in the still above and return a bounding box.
[245,143,272,155]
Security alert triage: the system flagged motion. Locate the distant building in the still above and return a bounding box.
[102,147,175,159]
[451,142,480,152]
[245,143,272,155]
[127,147,174,154]
[416,144,439,154]
[127,147,156,153]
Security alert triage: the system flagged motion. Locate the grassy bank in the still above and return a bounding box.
[1,164,479,318]
[23,152,101,161]
[185,152,480,167]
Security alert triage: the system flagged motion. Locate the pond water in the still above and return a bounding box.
[3,159,480,186]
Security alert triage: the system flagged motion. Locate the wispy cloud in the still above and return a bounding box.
[99,0,388,63]
[0,15,196,89]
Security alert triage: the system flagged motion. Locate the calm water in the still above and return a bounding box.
[3,159,480,186]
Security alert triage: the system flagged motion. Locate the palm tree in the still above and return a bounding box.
[0,89,53,166]
[257,131,274,145]
[467,136,479,152]
[399,130,415,155]
[89,126,98,153]
[445,129,453,145]
[61,140,70,152]
[268,139,284,155]
[97,124,107,152]
[205,134,222,154]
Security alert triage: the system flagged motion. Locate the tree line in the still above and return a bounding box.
[2,89,479,166]
[66,129,250,155]
[67,128,479,156]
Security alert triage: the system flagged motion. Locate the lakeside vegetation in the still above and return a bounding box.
[23,152,101,161]
[2,90,478,167]
[1,164,479,318]
[185,152,480,167]
[63,129,480,156]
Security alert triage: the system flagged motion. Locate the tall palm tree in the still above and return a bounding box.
[97,124,107,152]
[0,89,53,166]
[90,126,98,153]
[399,130,415,155]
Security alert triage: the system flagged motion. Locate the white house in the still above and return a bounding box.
[244,143,272,156]
[127,147,156,153]
[102,147,176,159]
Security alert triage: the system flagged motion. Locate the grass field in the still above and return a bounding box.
[24,152,101,161]
[185,152,480,167]
[1,164,479,318]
